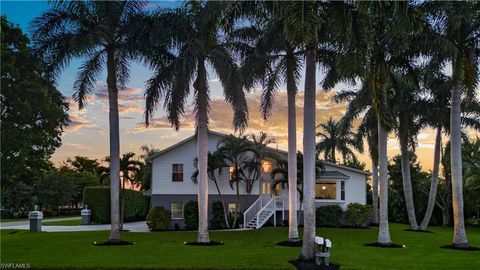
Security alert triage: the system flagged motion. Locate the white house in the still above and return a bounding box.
[146,130,370,229]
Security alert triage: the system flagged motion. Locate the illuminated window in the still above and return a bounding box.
[172,164,183,182]
[267,182,271,194]
[275,183,282,196]
[171,202,183,219]
[261,160,272,173]
[315,183,336,200]
[262,182,271,195]
[229,164,235,180]
[341,181,345,201]
[228,203,236,214]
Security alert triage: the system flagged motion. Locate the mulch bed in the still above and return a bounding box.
[364,242,404,248]
[184,241,224,246]
[94,240,135,246]
[404,229,433,233]
[290,260,339,270]
[441,245,480,251]
[276,240,303,247]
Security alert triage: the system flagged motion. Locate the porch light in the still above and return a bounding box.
[261,160,272,173]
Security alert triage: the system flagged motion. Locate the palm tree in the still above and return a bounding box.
[425,1,479,248]
[316,117,363,164]
[32,1,146,242]
[144,2,248,243]
[192,151,230,228]
[233,3,304,243]
[216,135,257,228]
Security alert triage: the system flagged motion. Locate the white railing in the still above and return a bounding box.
[255,197,274,229]
[243,197,262,228]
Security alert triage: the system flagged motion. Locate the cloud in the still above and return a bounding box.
[67,113,96,132]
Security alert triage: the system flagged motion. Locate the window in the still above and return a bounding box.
[172,164,183,182]
[274,183,282,197]
[228,203,236,214]
[262,182,271,195]
[341,181,345,201]
[171,202,183,219]
[261,160,272,173]
[229,164,235,180]
[315,183,336,200]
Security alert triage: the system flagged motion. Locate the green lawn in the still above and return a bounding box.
[0,218,25,223]
[42,218,81,226]
[1,223,479,270]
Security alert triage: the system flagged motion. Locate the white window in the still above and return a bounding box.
[171,202,183,219]
[228,203,236,214]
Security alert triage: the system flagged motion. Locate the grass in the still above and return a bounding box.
[42,218,81,226]
[0,216,80,223]
[1,223,479,270]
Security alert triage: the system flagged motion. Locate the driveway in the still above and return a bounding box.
[0,218,149,232]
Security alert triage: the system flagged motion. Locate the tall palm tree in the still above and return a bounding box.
[32,1,146,242]
[192,151,230,228]
[232,3,304,243]
[144,2,248,243]
[216,135,257,228]
[316,117,363,164]
[425,1,479,248]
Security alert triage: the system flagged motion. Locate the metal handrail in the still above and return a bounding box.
[243,197,262,228]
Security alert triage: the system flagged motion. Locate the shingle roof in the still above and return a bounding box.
[316,171,350,180]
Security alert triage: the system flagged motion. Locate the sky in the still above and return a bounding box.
[2,0,475,173]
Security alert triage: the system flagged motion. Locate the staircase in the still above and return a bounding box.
[243,196,285,229]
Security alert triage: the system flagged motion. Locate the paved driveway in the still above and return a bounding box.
[0,218,149,232]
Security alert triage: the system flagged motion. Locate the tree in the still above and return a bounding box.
[316,117,363,164]
[32,1,146,242]
[216,135,258,228]
[192,151,230,228]
[37,173,77,213]
[425,1,479,248]
[234,4,304,242]
[1,16,69,213]
[61,156,109,184]
[137,145,159,191]
[144,2,248,243]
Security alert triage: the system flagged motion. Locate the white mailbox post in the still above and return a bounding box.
[28,205,43,232]
[314,236,332,266]
[81,205,91,225]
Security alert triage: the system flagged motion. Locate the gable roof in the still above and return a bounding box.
[317,171,350,180]
[149,130,370,176]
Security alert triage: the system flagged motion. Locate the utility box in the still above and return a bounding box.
[81,208,91,225]
[28,210,43,232]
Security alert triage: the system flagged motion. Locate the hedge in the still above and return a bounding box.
[146,207,170,231]
[83,186,148,224]
[184,200,198,230]
[345,203,371,227]
[316,205,343,227]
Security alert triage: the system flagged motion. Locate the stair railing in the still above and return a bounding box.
[243,197,262,228]
[256,197,274,229]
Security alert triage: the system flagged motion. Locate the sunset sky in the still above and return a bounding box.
[2,1,476,173]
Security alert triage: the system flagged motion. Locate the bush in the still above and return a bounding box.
[346,203,372,227]
[316,205,343,227]
[211,201,227,229]
[467,216,480,227]
[147,207,170,231]
[184,200,198,230]
[83,186,148,224]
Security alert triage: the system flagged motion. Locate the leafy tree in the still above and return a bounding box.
[32,0,146,243]
[1,16,68,210]
[36,173,78,213]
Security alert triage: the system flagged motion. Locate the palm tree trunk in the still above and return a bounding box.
[371,160,379,224]
[420,126,442,231]
[399,116,418,230]
[450,80,468,248]
[232,179,240,228]
[120,177,125,231]
[213,178,230,229]
[301,46,316,260]
[107,48,121,242]
[377,121,391,244]
[195,61,210,243]
[287,66,299,242]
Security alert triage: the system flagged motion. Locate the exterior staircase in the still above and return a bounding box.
[243,196,285,229]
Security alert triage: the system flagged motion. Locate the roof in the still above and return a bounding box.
[317,171,350,180]
[321,160,371,176]
[148,130,287,161]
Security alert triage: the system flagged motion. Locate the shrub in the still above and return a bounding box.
[467,216,480,227]
[346,203,372,227]
[83,186,148,224]
[184,200,198,230]
[316,205,343,227]
[211,201,227,229]
[146,207,170,231]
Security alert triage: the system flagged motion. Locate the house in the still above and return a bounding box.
[146,130,370,229]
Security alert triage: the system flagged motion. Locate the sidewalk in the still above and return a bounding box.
[0,218,149,232]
